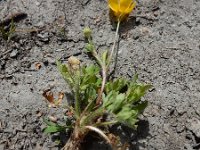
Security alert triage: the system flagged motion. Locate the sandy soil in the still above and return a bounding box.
[0,0,200,149]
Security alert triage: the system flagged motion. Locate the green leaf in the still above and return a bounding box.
[103,76,151,129]
[84,86,97,102]
[43,118,68,134]
[133,74,138,83]
[56,60,74,86]
[101,50,108,64]
[109,93,125,113]
[76,65,102,108]
[117,106,137,120]
[81,75,97,90]
[83,65,100,75]
[80,65,101,90]
[43,118,57,126]
[126,84,152,103]
[9,19,16,35]
[0,19,16,40]
[44,125,66,134]
[103,91,126,112]
[81,85,97,110]
[85,43,95,53]
[103,91,115,108]
[105,78,127,94]
[133,101,148,113]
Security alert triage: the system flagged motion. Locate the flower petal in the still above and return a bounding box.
[119,0,134,13]
[108,0,120,12]
[124,1,136,14]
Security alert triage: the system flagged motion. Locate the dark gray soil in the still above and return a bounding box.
[1,0,200,149]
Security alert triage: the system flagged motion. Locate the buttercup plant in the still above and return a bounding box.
[43,1,151,150]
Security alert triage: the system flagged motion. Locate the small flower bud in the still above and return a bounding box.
[68,56,80,66]
[68,56,80,70]
[83,27,92,38]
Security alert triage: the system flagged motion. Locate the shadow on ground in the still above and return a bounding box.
[82,120,150,150]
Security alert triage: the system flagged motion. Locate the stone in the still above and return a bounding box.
[37,32,49,42]
[187,118,200,138]
[35,21,45,28]
[10,49,18,58]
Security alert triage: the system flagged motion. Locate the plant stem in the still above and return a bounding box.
[88,38,103,66]
[94,120,118,127]
[85,126,111,144]
[96,65,107,105]
[92,50,103,66]
[63,125,86,150]
[80,107,104,126]
[63,136,80,150]
[74,70,81,118]
[107,20,120,67]
[86,38,105,105]
[96,21,120,105]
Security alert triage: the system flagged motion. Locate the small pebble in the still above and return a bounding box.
[10,49,18,58]
[48,116,57,123]
[37,32,49,42]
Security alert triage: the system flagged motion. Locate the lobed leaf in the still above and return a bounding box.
[101,50,108,65]
[56,60,74,87]
[44,125,66,134]
[80,65,102,106]
[105,78,128,94]
[103,76,151,128]
[126,84,152,103]
[43,118,70,134]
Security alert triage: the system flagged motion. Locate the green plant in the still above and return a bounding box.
[0,20,16,41]
[43,1,151,150]
[43,31,151,150]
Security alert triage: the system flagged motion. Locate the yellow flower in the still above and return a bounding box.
[108,0,136,21]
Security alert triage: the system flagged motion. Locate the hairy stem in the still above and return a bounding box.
[96,21,120,105]
[107,21,120,67]
[74,70,81,118]
[63,135,81,150]
[63,125,86,150]
[94,120,118,127]
[92,50,103,66]
[96,65,107,105]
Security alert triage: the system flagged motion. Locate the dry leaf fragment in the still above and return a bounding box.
[66,111,73,117]
[35,62,42,70]
[43,90,64,107]
[57,92,64,104]
[42,89,55,107]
